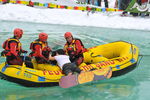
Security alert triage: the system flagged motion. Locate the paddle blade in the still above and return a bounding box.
[78,71,94,84]
[59,67,112,88]
[59,74,78,88]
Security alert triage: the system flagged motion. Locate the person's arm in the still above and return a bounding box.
[21,46,28,53]
[75,40,84,55]
[63,43,67,54]
[34,44,43,57]
[49,55,56,61]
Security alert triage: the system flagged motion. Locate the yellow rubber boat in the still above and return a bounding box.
[81,41,139,77]
[0,41,139,87]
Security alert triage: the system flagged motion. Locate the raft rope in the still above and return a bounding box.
[4,65,60,81]
[136,55,143,67]
[130,43,134,59]
[139,54,150,56]
[90,42,137,69]
[136,54,150,67]
[90,53,132,69]
[113,43,138,68]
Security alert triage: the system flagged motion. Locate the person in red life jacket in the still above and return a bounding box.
[29,32,51,64]
[27,0,34,7]
[2,0,9,4]
[64,32,87,66]
[1,28,28,66]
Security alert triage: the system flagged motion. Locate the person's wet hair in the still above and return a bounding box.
[56,49,65,55]
[51,51,56,57]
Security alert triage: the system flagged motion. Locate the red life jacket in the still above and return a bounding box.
[2,0,7,2]
[29,1,34,6]
[30,39,51,58]
[64,38,86,55]
[141,0,148,3]
[2,38,22,56]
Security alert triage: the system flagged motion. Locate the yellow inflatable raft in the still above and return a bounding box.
[81,41,139,77]
[0,41,139,87]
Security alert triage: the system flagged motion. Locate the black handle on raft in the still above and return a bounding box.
[90,52,102,58]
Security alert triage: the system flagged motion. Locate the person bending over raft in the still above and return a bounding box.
[49,49,82,76]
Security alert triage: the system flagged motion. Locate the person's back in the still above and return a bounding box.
[49,49,82,76]
[54,55,70,69]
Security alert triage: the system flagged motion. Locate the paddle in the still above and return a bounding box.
[23,53,27,62]
[59,67,112,88]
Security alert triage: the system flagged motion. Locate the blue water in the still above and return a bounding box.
[0,20,150,100]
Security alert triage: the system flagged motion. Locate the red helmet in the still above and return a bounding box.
[14,28,23,38]
[64,32,72,38]
[39,32,48,42]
